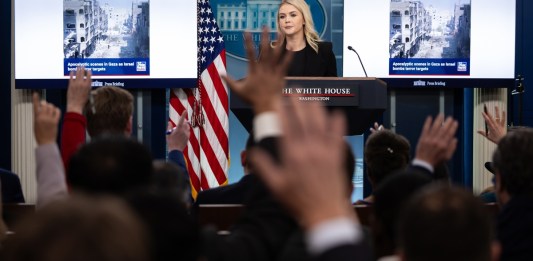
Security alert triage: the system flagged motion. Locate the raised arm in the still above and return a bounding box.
[166,112,192,202]
[224,27,366,260]
[33,92,68,209]
[61,67,92,171]
[222,28,292,116]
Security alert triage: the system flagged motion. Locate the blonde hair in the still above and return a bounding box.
[277,0,321,53]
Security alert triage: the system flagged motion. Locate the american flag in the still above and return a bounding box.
[169,0,228,199]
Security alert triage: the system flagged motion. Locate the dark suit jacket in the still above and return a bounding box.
[203,138,299,261]
[498,195,533,260]
[277,216,373,261]
[283,41,337,77]
[0,168,25,203]
[195,174,254,206]
[409,162,450,182]
[314,244,370,261]
[203,137,369,261]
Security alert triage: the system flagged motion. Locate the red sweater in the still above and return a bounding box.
[60,112,86,172]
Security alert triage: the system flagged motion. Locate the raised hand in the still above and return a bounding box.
[66,66,92,114]
[477,105,506,144]
[369,122,385,134]
[415,114,459,167]
[33,92,62,145]
[222,27,293,114]
[167,112,190,151]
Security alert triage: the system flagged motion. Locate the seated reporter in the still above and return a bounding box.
[398,185,499,261]
[492,128,533,260]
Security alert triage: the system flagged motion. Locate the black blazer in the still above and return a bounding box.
[497,195,533,260]
[284,41,337,77]
[0,168,25,203]
[195,174,254,206]
[203,137,369,261]
[204,138,299,261]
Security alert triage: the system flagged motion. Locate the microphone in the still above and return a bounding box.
[347,46,368,77]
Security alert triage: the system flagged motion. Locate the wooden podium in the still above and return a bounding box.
[230,77,387,135]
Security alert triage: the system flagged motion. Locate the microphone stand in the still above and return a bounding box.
[347,46,368,77]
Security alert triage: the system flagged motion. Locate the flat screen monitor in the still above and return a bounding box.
[344,0,516,88]
[14,0,197,89]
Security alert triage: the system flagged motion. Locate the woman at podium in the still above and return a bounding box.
[274,0,337,77]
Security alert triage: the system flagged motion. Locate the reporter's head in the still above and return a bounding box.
[277,0,320,53]
[67,135,153,196]
[85,86,133,137]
